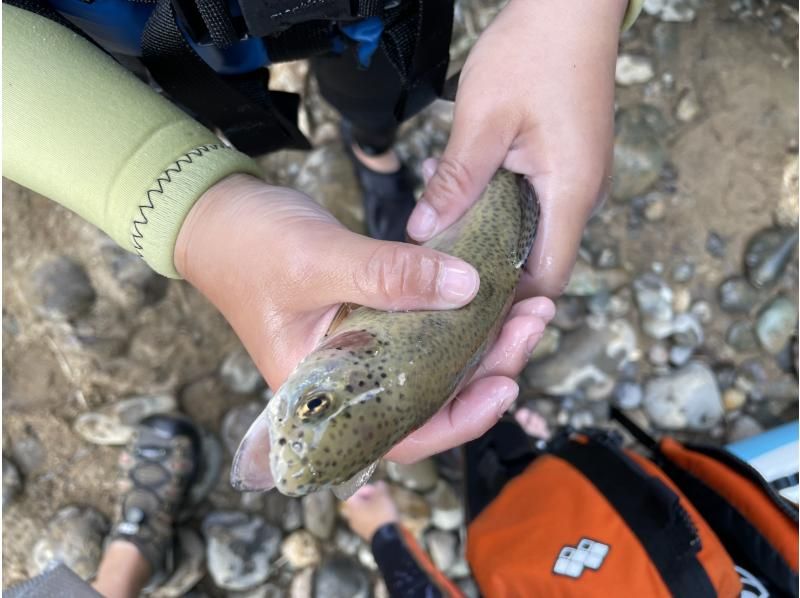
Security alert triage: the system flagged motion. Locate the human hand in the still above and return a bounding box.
[408,0,627,298]
[340,481,399,542]
[175,174,553,480]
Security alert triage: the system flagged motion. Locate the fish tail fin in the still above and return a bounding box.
[515,175,540,269]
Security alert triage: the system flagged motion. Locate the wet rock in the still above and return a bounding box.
[564,260,629,296]
[633,273,674,339]
[726,321,759,353]
[614,380,644,410]
[675,87,701,122]
[2,457,22,507]
[723,388,747,412]
[281,530,321,569]
[755,295,797,354]
[302,490,337,540]
[643,0,698,22]
[152,528,206,598]
[727,415,764,443]
[671,313,704,347]
[386,459,438,493]
[705,232,727,259]
[643,362,724,430]
[313,555,371,598]
[744,228,798,289]
[73,394,177,445]
[101,244,168,306]
[264,491,303,532]
[612,106,667,201]
[295,145,365,235]
[28,506,109,580]
[427,481,464,531]
[524,319,638,400]
[29,256,96,320]
[615,54,655,86]
[11,431,46,475]
[552,296,586,331]
[388,485,432,538]
[690,300,713,325]
[203,511,281,591]
[715,363,739,390]
[777,154,799,227]
[671,261,695,283]
[718,277,758,313]
[669,344,694,367]
[425,530,458,572]
[529,327,561,362]
[221,401,263,455]
[220,349,265,395]
[333,528,361,556]
[776,335,799,376]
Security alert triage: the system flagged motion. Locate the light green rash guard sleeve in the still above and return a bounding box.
[3,5,264,278]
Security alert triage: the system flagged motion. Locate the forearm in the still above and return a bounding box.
[2,5,262,278]
[371,523,465,598]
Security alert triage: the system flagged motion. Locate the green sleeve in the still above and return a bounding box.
[2,5,264,278]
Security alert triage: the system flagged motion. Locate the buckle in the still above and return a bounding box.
[238,0,362,38]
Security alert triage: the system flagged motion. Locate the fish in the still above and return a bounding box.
[231,168,539,497]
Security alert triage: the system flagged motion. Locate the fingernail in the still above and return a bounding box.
[495,381,519,416]
[525,330,543,355]
[408,201,438,240]
[439,260,479,305]
[530,298,556,322]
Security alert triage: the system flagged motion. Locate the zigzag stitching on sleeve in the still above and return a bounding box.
[131,144,226,256]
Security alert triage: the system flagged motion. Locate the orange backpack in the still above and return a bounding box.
[466,419,798,598]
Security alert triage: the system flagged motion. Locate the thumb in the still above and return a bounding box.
[407,105,511,242]
[317,231,480,312]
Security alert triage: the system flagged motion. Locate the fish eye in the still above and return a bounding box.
[297,392,333,420]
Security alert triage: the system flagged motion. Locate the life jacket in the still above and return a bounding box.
[6,0,455,156]
[466,412,799,598]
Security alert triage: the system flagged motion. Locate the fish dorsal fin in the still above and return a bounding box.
[325,302,357,337]
[515,176,540,269]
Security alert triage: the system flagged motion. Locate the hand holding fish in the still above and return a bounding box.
[408,0,627,298]
[175,173,553,494]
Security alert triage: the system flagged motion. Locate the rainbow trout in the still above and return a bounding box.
[231,169,539,497]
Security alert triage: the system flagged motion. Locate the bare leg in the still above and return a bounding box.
[91,541,151,598]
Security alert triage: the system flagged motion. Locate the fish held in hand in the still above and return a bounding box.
[232,169,539,497]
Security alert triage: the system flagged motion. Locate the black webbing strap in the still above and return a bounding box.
[141,0,310,156]
[556,437,718,598]
[239,0,384,37]
[264,20,337,63]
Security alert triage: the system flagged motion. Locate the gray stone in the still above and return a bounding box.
[290,568,314,598]
[11,431,46,475]
[302,490,337,540]
[669,344,694,367]
[690,301,713,325]
[756,295,798,354]
[777,155,799,227]
[564,260,629,296]
[2,457,22,508]
[612,107,667,201]
[281,530,321,569]
[228,584,284,598]
[30,256,95,320]
[523,319,638,400]
[706,232,727,259]
[101,243,168,306]
[427,481,464,531]
[220,349,265,395]
[727,415,764,443]
[675,87,701,122]
[615,54,655,86]
[670,313,704,347]
[357,544,378,571]
[264,491,303,532]
[552,296,586,331]
[386,459,439,493]
[633,273,674,339]
[643,362,724,430]
[202,511,281,591]
[528,327,561,362]
[425,530,458,573]
[313,555,371,598]
[333,528,361,556]
[718,277,758,313]
[614,380,644,410]
[151,528,206,598]
[671,261,695,283]
[648,343,670,366]
[28,506,109,580]
[643,192,668,222]
[222,401,263,455]
[745,228,799,289]
[726,321,760,353]
[73,394,177,446]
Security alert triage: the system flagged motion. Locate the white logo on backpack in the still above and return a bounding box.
[553,538,610,579]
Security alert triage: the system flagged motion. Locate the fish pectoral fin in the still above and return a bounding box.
[515,175,540,269]
[331,459,380,500]
[230,411,276,492]
[324,303,358,338]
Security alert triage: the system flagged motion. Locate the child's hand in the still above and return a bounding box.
[408,0,627,299]
[341,481,399,542]
[175,174,553,470]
